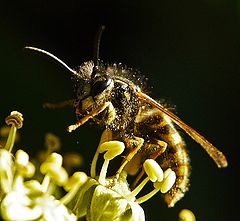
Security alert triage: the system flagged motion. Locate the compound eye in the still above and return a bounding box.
[91,78,113,97]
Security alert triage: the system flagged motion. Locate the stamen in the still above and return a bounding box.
[61,172,88,205]
[4,111,23,152]
[1,192,42,221]
[40,153,68,191]
[98,159,109,185]
[98,141,125,161]
[143,159,164,182]
[15,150,29,167]
[15,150,35,178]
[0,149,13,193]
[98,141,125,185]
[5,111,23,129]
[132,160,176,204]
[127,159,163,201]
[91,128,112,178]
[155,168,176,194]
[135,188,159,204]
[45,133,61,153]
[126,177,149,200]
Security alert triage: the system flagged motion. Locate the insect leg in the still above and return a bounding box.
[131,140,168,189]
[67,102,111,132]
[134,106,191,207]
[116,136,144,178]
[43,99,75,109]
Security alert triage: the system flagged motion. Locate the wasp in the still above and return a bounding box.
[25,27,227,207]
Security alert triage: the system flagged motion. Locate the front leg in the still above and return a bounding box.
[67,102,112,132]
[43,99,75,109]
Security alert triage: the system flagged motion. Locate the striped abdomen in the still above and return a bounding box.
[134,108,191,207]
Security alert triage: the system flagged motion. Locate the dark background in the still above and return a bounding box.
[0,1,239,220]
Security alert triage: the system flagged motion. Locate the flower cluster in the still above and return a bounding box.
[0,111,76,220]
[0,111,195,221]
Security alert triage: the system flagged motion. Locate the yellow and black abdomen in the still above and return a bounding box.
[134,107,191,207]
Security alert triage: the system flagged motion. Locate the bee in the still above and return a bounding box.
[25,27,227,207]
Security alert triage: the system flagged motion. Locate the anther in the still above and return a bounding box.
[5,111,23,129]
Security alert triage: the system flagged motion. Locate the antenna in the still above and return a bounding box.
[24,46,78,75]
[93,26,106,67]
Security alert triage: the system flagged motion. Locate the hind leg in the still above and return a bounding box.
[115,136,144,179]
[129,139,168,188]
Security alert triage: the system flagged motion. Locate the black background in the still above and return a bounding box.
[0,1,239,220]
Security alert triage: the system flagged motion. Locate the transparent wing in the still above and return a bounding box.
[134,89,228,168]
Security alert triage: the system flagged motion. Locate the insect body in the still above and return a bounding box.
[25,31,227,207]
[68,61,192,207]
